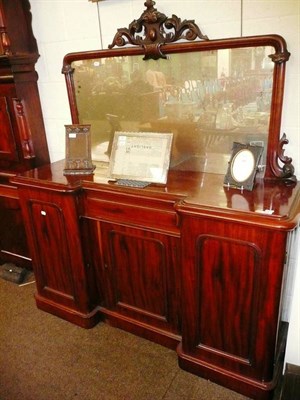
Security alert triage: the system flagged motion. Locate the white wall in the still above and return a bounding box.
[29,0,300,365]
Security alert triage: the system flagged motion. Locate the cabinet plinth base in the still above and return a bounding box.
[177,343,282,400]
[99,307,181,350]
[35,294,100,329]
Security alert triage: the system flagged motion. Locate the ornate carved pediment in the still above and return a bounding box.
[109,0,209,60]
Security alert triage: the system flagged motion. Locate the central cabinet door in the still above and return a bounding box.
[84,219,181,345]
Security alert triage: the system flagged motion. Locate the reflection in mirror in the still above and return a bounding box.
[71,46,274,174]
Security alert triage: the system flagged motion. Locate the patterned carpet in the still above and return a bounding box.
[0,277,250,400]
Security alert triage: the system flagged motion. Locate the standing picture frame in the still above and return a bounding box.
[64,124,95,175]
[224,142,264,191]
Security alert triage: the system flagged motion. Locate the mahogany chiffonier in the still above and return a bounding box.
[12,2,300,399]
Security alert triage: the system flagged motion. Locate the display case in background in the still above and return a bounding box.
[0,0,49,269]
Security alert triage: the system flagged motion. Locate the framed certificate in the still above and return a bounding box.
[108,131,173,184]
[224,142,264,191]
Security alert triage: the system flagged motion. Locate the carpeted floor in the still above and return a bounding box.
[0,277,250,400]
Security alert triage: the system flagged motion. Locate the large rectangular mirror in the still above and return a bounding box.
[70,46,273,175]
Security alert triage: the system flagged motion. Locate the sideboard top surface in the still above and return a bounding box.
[12,159,300,230]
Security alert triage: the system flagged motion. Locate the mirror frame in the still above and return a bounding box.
[62,0,294,182]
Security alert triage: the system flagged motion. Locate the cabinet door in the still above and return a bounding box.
[86,219,181,341]
[0,91,18,161]
[0,83,38,167]
[179,216,287,383]
[18,189,99,328]
[30,200,78,308]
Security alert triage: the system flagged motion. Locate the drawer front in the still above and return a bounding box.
[83,188,181,234]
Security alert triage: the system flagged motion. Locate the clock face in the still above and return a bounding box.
[231,149,255,183]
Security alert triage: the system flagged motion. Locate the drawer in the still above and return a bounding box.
[83,186,182,234]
